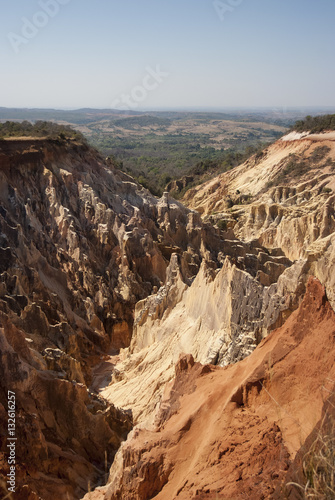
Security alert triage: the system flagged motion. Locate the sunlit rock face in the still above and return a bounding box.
[0,139,211,374]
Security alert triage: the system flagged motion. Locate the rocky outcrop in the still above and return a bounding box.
[0,139,210,364]
[166,175,194,194]
[83,278,335,500]
[0,139,217,377]
[0,138,223,498]
[184,131,335,305]
[99,252,307,423]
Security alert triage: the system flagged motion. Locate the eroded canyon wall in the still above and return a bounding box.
[1,130,335,499]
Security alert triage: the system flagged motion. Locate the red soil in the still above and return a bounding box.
[100,277,335,499]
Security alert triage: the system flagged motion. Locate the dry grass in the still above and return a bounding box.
[287,416,335,499]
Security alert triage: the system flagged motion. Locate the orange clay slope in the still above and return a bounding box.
[87,276,335,500]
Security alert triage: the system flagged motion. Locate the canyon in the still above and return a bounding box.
[0,127,335,499]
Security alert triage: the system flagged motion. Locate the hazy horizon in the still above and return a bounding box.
[2,105,335,114]
[1,0,335,110]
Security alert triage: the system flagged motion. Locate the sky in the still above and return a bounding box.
[0,0,335,110]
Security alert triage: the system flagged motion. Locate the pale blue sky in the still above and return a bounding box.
[1,0,334,109]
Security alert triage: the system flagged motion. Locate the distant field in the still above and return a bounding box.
[79,113,287,195]
[3,107,334,196]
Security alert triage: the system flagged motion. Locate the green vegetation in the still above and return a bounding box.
[110,115,171,129]
[90,128,275,196]
[0,121,87,142]
[0,110,289,197]
[310,145,331,162]
[76,111,286,196]
[292,114,335,133]
[168,145,267,199]
[217,219,228,231]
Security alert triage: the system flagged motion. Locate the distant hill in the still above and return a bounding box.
[0,107,141,125]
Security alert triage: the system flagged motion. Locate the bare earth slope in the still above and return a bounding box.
[184,131,335,214]
[84,277,335,499]
[184,131,335,306]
